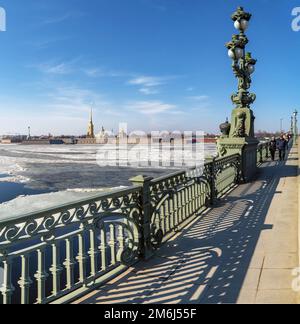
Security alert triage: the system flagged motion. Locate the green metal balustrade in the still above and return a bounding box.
[0,147,271,304]
[257,142,270,165]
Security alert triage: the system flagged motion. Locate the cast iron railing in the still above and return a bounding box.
[0,147,271,304]
[257,142,270,165]
[0,187,142,304]
[257,139,293,164]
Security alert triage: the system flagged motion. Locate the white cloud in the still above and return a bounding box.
[187,95,209,101]
[128,76,166,87]
[43,13,72,25]
[83,68,126,78]
[128,75,177,96]
[42,12,85,25]
[83,68,105,77]
[143,0,167,12]
[186,87,195,92]
[44,86,108,114]
[33,61,74,75]
[42,63,72,75]
[28,37,73,50]
[139,88,160,95]
[128,101,178,115]
[0,85,120,135]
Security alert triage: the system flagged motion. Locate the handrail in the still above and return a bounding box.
[257,141,270,165]
[0,185,142,225]
[0,149,268,304]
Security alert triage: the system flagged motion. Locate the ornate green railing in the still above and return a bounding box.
[257,142,270,165]
[0,187,142,304]
[142,154,241,249]
[1,148,274,304]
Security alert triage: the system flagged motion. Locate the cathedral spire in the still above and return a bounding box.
[87,106,95,138]
[90,106,93,123]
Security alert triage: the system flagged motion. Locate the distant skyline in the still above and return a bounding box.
[0,0,300,135]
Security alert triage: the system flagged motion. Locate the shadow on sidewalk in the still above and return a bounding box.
[78,155,298,305]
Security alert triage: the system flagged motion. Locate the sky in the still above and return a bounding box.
[0,0,300,135]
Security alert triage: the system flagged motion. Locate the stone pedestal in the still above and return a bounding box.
[229,108,255,138]
[217,137,259,182]
[218,106,259,182]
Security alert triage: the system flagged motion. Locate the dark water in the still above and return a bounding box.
[0,182,52,204]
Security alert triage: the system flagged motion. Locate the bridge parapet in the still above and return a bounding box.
[0,146,270,304]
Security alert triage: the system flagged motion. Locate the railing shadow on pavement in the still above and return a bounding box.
[76,158,297,305]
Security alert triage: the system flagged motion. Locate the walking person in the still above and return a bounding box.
[286,133,292,149]
[269,136,277,161]
[277,135,288,161]
[283,134,291,152]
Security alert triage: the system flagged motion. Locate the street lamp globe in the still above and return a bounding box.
[234,19,249,31]
[228,49,235,59]
[247,64,255,74]
[228,47,244,60]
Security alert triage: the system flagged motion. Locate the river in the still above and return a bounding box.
[0,143,217,218]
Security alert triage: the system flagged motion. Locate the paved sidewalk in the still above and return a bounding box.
[74,147,299,304]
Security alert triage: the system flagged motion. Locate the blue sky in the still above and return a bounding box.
[0,0,300,135]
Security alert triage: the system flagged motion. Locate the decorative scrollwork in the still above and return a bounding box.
[120,247,137,265]
[150,225,164,249]
[61,210,72,225]
[75,206,86,220]
[0,188,142,246]
[5,225,20,242]
[43,215,57,231]
[24,220,39,237]
[101,198,110,210]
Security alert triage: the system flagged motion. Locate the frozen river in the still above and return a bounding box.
[0,143,217,219]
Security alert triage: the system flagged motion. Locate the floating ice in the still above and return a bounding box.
[0,143,217,218]
[0,189,115,221]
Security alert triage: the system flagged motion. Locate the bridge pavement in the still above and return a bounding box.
[74,146,300,304]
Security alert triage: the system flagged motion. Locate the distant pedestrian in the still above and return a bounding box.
[269,136,277,161]
[277,135,288,161]
[286,133,292,148]
[283,134,291,151]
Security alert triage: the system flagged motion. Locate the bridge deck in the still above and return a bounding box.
[74,146,300,304]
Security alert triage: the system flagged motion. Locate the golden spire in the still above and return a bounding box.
[90,107,93,123]
[87,106,95,138]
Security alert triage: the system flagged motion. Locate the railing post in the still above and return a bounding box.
[18,253,33,304]
[130,175,154,261]
[50,241,63,297]
[259,147,263,164]
[64,238,76,290]
[35,247,48,304]
[0,251,15,305]
[236,154,243,184]
[208,159,217,206]
[76,226,88,286]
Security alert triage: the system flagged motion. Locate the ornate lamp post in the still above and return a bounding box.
[227,8,257,117]
[217,7,259,182]
[280,118,284,134]
[293,110,298,143]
